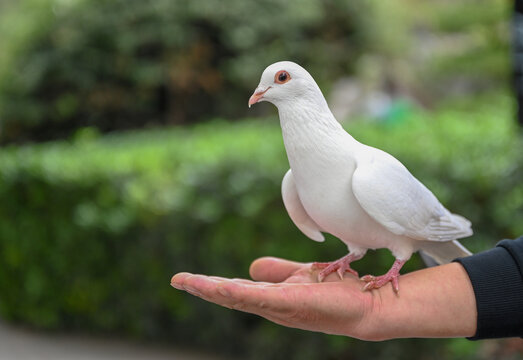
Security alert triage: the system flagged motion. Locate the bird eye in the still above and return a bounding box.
[274,70,291,84]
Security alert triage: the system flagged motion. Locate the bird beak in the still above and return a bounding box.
[248,86,270,108]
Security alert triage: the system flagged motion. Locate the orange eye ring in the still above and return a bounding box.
[274,70,291,84]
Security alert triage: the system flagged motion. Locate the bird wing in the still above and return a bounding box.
[281,169,325,242]
[351,148,472,241]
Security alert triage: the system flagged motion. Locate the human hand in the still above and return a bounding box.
[171,257,477,340]
[171,257,382,340]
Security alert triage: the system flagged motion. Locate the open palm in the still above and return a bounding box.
[171,257,380,339]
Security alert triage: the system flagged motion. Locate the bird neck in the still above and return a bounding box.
[277,99,347,141]
[277,99,359,168]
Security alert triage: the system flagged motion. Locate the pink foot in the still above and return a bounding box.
[311,253,362,282]
[360,259,406,293]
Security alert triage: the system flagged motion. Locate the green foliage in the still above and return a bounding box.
[0,0,510,143]
[0,0,366,142]
[0,95,521,359]
[356,0,510,106]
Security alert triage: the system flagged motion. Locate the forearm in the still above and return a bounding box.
[366,263,477,340]
[173,239,523,341]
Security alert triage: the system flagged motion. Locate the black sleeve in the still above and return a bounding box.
[453,235,523,340]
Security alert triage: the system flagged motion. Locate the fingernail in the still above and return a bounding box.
[171,281,184,290]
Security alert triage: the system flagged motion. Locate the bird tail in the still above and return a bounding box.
[419,240,472,266]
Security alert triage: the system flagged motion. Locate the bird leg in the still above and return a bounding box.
[360,259,406,293]
[311,253,363,282]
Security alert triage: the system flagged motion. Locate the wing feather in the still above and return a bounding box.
[281,169,324,242]
[352,149,472,241]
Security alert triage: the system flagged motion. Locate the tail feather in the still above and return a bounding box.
[426,213,473,241]
[419,240,472,265]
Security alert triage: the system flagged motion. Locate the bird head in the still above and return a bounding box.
[248,61,325,109]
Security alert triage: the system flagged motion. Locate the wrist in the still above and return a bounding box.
[356,263,477,340]
[359,283,402,341]
[343,285,392,341]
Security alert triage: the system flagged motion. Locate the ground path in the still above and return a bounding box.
[0,319,226,360]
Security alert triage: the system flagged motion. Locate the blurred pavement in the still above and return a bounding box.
[0,320,225,360]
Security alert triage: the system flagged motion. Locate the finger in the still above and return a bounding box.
[171,273,216,302]
[181,275,297,316]
[171,273,275,306]
[208,276,272,286]
[216,280,316,318]
[171,272,193,290]
[249,257,307,283]
[173,273,272,287]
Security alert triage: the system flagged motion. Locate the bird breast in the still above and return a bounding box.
[281,122,359,233]
[279,113,405,251]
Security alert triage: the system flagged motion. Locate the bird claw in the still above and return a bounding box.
[318,272,326,283]
[360,275,375,282]
[392,277,399,293]
[360,259,405,293]
[360,273,400,293]
[362,281,375,291]
[336,267,345,280]
[312,256,359,282]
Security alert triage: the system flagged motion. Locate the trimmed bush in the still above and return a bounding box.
[0,0,509,143]
[0,0,366,142]
[0,95,521,359]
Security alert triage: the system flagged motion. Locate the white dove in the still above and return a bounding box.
[248,61,472,292]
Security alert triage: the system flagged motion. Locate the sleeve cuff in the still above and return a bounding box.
[454,241,523,340]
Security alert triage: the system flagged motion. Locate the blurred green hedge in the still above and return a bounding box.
[0,95,521,359]
[0,0,366,142]
[0,0,509,143]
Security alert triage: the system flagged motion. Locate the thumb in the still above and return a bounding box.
[249,257,306,283]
